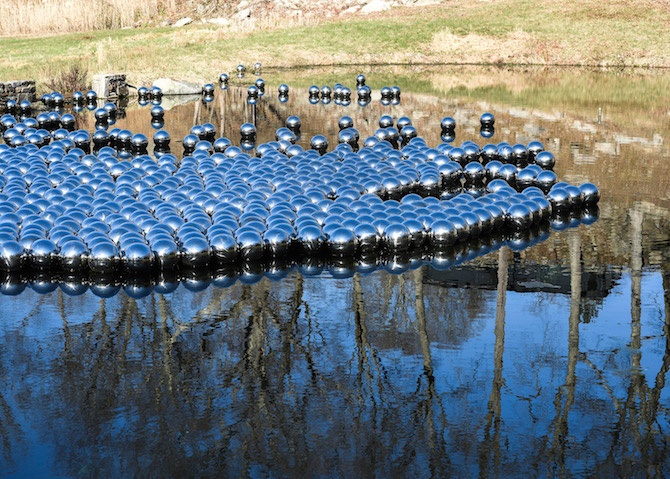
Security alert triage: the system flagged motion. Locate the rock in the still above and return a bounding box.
[153,78,202,95]
[342,5,361,14]
[234,8,252,20]
[0,80,36,102]
[361,0,393,13]
[91,73,128,99]
[172,17,193,27]
[207,17,232,26]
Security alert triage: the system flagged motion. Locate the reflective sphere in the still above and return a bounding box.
[480,112,495,128]
[580,183,600,206]
[328,227,356,256]
[535,151,555,170]
[441,117,455,131]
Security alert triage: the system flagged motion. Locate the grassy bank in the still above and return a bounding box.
[0,0,669,86]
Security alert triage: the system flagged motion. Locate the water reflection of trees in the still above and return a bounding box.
[0,218,669,476]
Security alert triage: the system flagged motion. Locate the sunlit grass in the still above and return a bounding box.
[0,0,668,85]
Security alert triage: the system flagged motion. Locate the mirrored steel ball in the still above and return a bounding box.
[535,151,555,170]
[480,112,495,128]
[579,183,600,206]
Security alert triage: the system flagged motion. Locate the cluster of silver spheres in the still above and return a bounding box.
[0,106,599,281]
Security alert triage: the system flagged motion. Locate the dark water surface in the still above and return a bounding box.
[1,66,670,477]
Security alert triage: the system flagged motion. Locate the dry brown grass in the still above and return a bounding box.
[0,0,177,36]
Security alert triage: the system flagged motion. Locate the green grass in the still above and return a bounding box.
[0,0,669,85]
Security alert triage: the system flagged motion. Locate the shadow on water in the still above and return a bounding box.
[0,65,669,477]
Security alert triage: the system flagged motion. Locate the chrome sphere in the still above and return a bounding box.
[181,236,210,266]
[547,187,571,211]
[89,242,120,273]
[60,240,89,270]
[328,227,356,256]
[310,135,328,155]
[210,234,237,263]
[0,241,24,269]
[237,230,264,261]
[338,116,354,131]
[123,242,154,272]
[263,228,290,256]
[580,183,600,206]
[430,220,457,246]
[286,115,301,131]
[480,112,495,128]
[506,203,532,230]
[240,123,257,138]
[536,170,557,193]
[441,117,455,131]
[535,151,555,170]
[29,239,58,268]
[383,223,410,251]
[278,84,289,94]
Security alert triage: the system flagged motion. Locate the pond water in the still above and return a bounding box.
[1,65,669,477]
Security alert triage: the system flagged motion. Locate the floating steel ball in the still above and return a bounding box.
[321,86,332,97]
[92,129,109,147]
[380,87,393,99]
[240,123,257,138]
[248,85,259,98]
[400,126,417,145]
[237,65,246,73]
[383,223,410,251]
[60,114,76,131]
[131,133,149,152]
[30,239,58,268]
[219,73,229,83]
[328,227,356,256]
[237,230,264,261]
[148,105,164,121]
[86,90,97,102]
[203,83,215,95]
[183,134,199,151]
[138,87,149,99]
[150,86,162,99]
[579,183,600,206]
[535,151,556,170]
[0,241,24,269]
[356,74,366,87]
[431,220,457,246]
[506,203,532,230]
[338,116,354,131]
[286,115,301,131]
[309,85,320,97]
[397,117,412,131]
[278,84,289,95]
[480,113,495,128]
[536,170,557,193]
[379,115,394,128]
[547,187,571,211]
[123,243,153,272]
[94,108,109,122]
[255,78,265,91]
[213,137,231,152]
[310,135,328,155]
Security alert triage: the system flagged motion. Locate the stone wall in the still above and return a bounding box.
[91,73,129,99]
[0,80,36,102]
